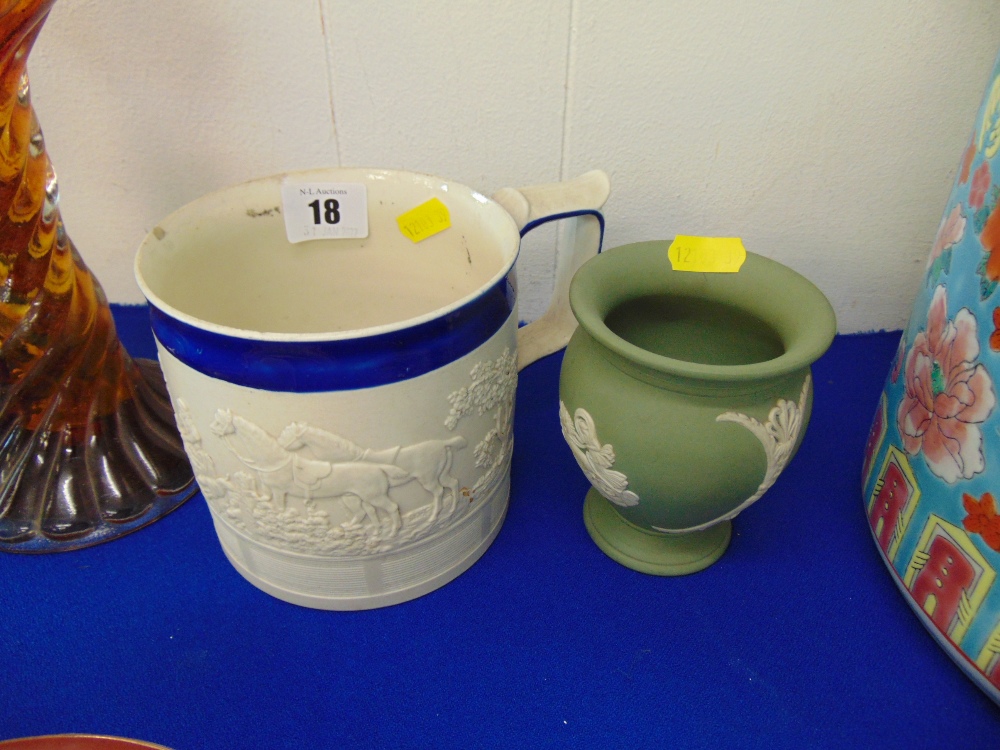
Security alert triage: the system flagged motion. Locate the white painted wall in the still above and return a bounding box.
[26,0,1000,333]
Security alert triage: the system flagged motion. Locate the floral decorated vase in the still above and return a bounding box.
[863,50,1000,705]
[559,241,836,575]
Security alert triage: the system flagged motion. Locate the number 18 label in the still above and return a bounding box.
[280,180,368,243]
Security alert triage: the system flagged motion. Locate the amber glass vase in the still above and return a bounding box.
[0,0,194,551]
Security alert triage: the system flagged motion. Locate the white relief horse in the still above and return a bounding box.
[369,438,466,518]
[209,410,409,534]
[278,423,467,520]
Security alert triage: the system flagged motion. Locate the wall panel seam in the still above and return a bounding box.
[559,0,579,182]
[318,0,342,166]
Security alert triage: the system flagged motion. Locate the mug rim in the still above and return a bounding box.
[133,167,522,343]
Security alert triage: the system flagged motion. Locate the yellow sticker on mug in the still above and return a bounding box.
[397,197,451,243]
[667,236,747,273]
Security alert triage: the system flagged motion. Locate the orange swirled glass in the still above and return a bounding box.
[0,0,194,550]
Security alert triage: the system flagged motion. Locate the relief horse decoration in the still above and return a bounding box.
[278,423,466,522]
[209,410,409,534]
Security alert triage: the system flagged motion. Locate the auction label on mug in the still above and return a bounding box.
[280,180,368,243]
[667,235,746,273]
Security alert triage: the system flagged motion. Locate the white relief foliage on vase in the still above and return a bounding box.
[445,347,517,430]
[713,373,812,521]
[446,347,518,500]
[559,401,640,508]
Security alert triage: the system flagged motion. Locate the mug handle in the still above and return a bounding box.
[492,169,611,371]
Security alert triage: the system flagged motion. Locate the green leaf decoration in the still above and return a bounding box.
[927,249,952,286]
[981,254,999,300]
[975,205,992,234]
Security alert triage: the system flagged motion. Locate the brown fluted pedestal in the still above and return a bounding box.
[0,0,195,551]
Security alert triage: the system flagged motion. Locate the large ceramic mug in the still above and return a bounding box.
[134,167,609,609]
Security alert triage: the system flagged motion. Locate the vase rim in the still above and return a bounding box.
[569,240,837,384]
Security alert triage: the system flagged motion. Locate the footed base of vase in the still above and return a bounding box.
[583,489,731,575]
[0,359,198,553]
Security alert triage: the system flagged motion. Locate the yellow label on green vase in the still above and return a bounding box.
[667,236,746,273]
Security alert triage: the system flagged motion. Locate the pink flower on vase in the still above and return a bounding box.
[897,285,996,483]
[925,204,966,269]
[971,162,992,210]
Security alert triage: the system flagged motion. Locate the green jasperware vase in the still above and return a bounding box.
[559,240,836,574]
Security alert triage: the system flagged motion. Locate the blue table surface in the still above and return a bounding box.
[3,307,999,749]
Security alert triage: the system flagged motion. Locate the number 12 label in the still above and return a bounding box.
[667,236,746,273]
[280,181,368,243]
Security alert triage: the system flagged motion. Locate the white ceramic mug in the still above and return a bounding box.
[134,167,609,610]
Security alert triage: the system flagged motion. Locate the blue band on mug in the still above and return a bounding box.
[149,277,515,392]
